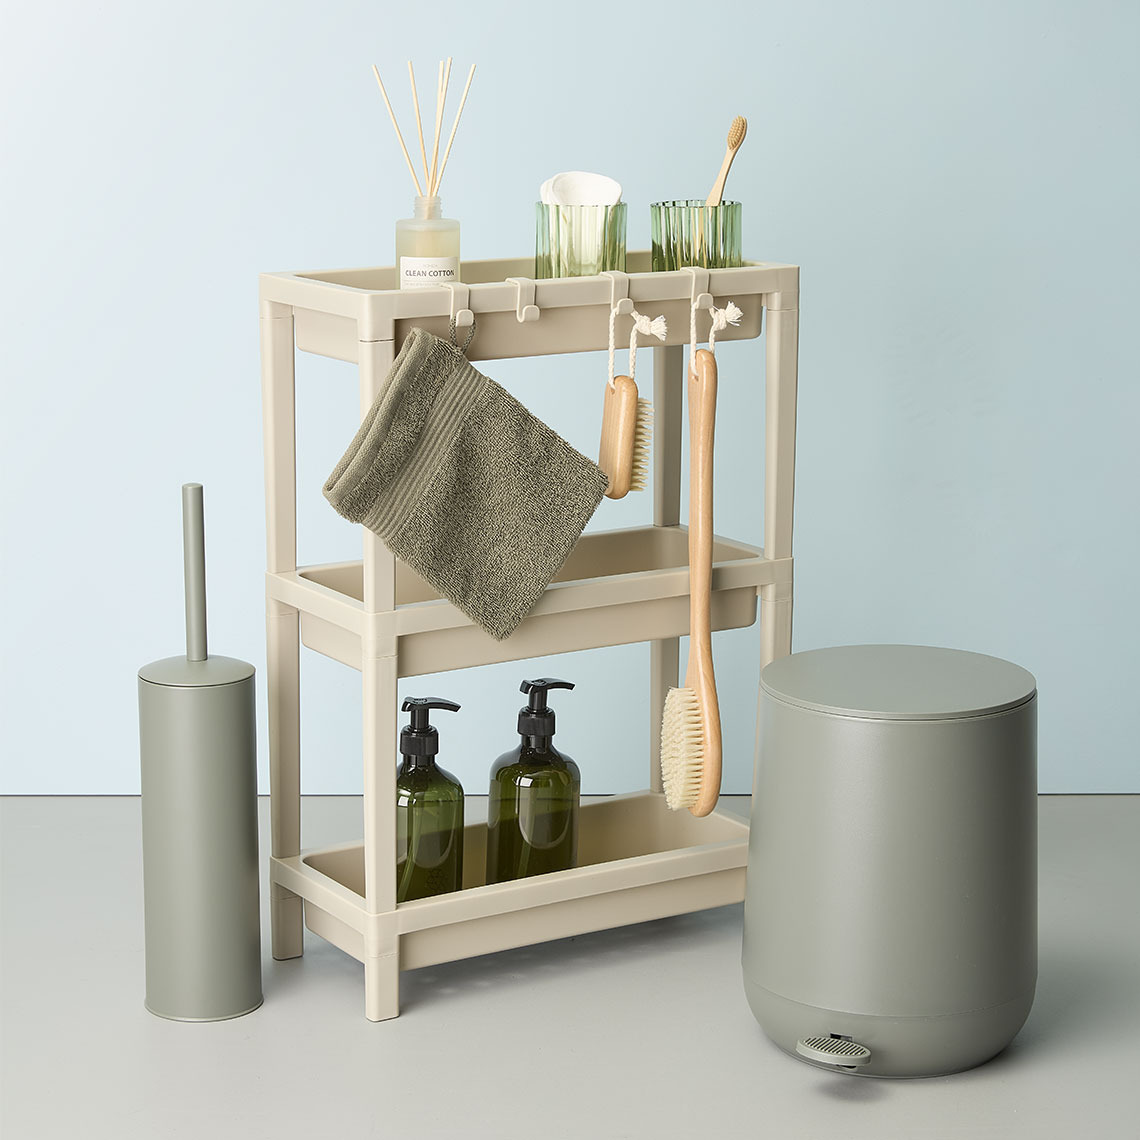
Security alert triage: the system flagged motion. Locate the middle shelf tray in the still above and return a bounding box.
[268,524,788,676]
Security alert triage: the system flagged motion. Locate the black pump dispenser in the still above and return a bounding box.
[517,678,574,743]
[396,696,464,903]
[487,678,581,884]
[400,697,460,764]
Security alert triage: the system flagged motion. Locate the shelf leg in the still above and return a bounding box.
[359,326,401,1019]
[261,298,303,960]
[759,584,794,668]
[754,585,794,801]
[359,339,397,613]
[260,300,296,576]
[364,922,400,1022]
[763,295,799,567]
[362,646,399,915]
[267,603,303,960]
[649,344,685,792]
[758,293,797,669]
[361,646,399,1016]
[755,290,799,796]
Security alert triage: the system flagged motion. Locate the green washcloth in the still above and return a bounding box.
[324,328,609,641]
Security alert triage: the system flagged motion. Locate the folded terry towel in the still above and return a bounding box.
[324,328,609,641]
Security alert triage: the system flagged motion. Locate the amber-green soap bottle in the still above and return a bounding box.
[486,678,581,884]
[396,697,464,903]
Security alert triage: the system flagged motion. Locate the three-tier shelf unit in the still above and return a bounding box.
[259,251,799,1020]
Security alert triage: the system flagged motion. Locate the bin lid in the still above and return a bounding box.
[760,645,1036,721]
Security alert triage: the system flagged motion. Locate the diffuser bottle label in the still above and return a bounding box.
[400,256,459,289]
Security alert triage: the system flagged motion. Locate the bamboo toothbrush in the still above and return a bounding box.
[599,310,661,499]
[705,115,748,208]
[660,348,722,816]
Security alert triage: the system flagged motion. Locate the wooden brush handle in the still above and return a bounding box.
[686,351,716,662]
[599,375,639,500]
[687,349,722,817]
[705,145,737,209]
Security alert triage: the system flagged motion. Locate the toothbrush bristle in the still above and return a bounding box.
[727,115,747,149]
[661,686,704,811]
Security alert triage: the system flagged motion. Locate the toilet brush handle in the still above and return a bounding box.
[182,483,208,662]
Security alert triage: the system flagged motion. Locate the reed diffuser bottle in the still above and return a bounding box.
[396,196,460,289]
[371,58,476,290]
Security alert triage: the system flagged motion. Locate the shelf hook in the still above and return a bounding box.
[505,276,540,323]
[446,282,474,329]
[685,266,714,313]
[601,270,634,317]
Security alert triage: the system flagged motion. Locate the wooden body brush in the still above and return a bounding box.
[599,376,651,498]
[598,309,662,499]
[660,348,722,816]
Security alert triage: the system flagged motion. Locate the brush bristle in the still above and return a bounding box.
[660,686,704,810]
[727,115,747,149]
[629,398,653,492]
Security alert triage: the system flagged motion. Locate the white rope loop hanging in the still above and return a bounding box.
[628,310,667,382]
[690,298,743,372]
[708,300,743,353]
[610,305,667,387]
[607,303,619,388]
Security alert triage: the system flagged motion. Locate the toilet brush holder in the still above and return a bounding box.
[137,483,262,1021]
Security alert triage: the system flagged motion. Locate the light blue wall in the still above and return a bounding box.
[2,0,1137,794]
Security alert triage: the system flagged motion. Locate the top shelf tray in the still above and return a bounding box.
[260,251,798,362]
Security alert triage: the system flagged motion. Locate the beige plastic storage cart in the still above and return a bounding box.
[260,252,799,1020]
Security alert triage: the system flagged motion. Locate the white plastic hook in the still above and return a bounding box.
[505,276,540,323]
[602,270,634,317]
[446,282,474,329]
[686,266,713,313]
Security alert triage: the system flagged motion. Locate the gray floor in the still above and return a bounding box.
[1,795,1137,1139]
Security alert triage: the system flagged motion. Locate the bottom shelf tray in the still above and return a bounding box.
[272,792,748,972]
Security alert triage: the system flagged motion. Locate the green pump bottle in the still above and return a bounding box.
[486,678,581,884]
[396,697,464,903]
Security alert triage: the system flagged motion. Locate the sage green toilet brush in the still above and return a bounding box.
[138,484,261,1021]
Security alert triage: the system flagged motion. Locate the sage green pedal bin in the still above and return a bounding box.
[743,644,1038,1078]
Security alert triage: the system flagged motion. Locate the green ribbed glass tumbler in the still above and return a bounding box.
[650,200,742,271]
[535,203,627,278]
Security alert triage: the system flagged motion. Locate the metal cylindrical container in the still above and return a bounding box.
[743,645,1037,1078]
[139,659,261,1020]
[137,483,262,1021]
